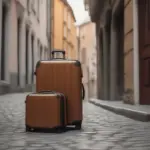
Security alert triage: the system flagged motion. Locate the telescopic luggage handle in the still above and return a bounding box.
[51,50,65,59]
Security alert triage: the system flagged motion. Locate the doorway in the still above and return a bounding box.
[31,34,34,84]
[17,18,21,86]
[25,26,29,84]
[1,4,7,81]
[113,1,124,100]
[138,0,150,104]
[99,28,104,99]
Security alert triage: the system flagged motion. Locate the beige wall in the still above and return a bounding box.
[54,0,64,50]
[79,22,97,99]
[79,22,96,65]
[124,0,134,92]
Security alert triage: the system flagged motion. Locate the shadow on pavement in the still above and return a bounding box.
[26,126,83,134]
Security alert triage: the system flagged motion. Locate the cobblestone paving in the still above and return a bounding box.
[0,93,150,150]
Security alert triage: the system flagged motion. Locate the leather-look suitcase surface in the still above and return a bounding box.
[35,50,85,129]
[25,91,67,132]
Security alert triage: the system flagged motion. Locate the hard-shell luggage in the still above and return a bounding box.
[25,91,67,132]
[35,50,85,129]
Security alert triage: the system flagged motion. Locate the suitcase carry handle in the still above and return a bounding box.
[38,90,56,94]
[51,50,65,59]
[82,83,85,100]
[52,50,65,55]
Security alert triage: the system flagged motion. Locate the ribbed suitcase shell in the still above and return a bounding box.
[35,60,83,128]
[25,92,67,131]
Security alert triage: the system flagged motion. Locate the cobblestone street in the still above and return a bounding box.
[0,93,150,150]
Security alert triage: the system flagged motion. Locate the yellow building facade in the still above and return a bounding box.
[50,0,77,59]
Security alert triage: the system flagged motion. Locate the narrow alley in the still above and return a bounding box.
[0,93,150,150]
[0,0,150,150]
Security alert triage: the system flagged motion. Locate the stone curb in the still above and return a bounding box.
[89,99,150,122]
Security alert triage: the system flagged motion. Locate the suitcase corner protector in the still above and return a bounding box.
[56,93,64,100]
[25,94,31,101]
[74,60,81,67]
[56,94,61,99]
[36,60,41,69]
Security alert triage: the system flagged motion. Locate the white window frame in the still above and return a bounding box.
[68,13,71,29]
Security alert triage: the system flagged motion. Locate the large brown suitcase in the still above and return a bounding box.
[35,50,85,129]
[25,91,67,132]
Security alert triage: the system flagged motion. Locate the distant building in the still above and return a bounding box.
[78,21,97,100]
[0,0,50,94]
[50,0,77,59]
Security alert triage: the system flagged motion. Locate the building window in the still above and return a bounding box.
[44,48,47,60]
[64,25,67,38]
[31,0,35,13]
[40,45,43,60]
[37,0,40,21]
[63,41,67,52]
[50,0,54,43]
[46,0,49,34]
[68,13,71,30]
[68,45,70,58]
[82,48,86,64]
[51,35,53,51]
[64,41,66,51]
[27,0,30,14]
[51,18,54,35]
[37,40,40,59]
[81,28,85,39]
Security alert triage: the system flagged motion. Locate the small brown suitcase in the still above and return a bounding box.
[25,91,67,132]
[35,50,85,129]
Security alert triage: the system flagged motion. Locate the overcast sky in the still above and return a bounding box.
[67,0,90,25]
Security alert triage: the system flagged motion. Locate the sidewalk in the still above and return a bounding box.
[0,93,150,149]
[89,99,150,122]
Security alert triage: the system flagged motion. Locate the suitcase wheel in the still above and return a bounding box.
[26,125,32,132]
[56,127,66,133]
[75,123,82,130]
[56,128,63,133]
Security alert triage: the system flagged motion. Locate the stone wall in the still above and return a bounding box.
[124,0,134,104]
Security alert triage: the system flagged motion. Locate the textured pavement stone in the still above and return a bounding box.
[0,93,150,150]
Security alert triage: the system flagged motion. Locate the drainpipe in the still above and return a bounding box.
[133,0,139,105]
